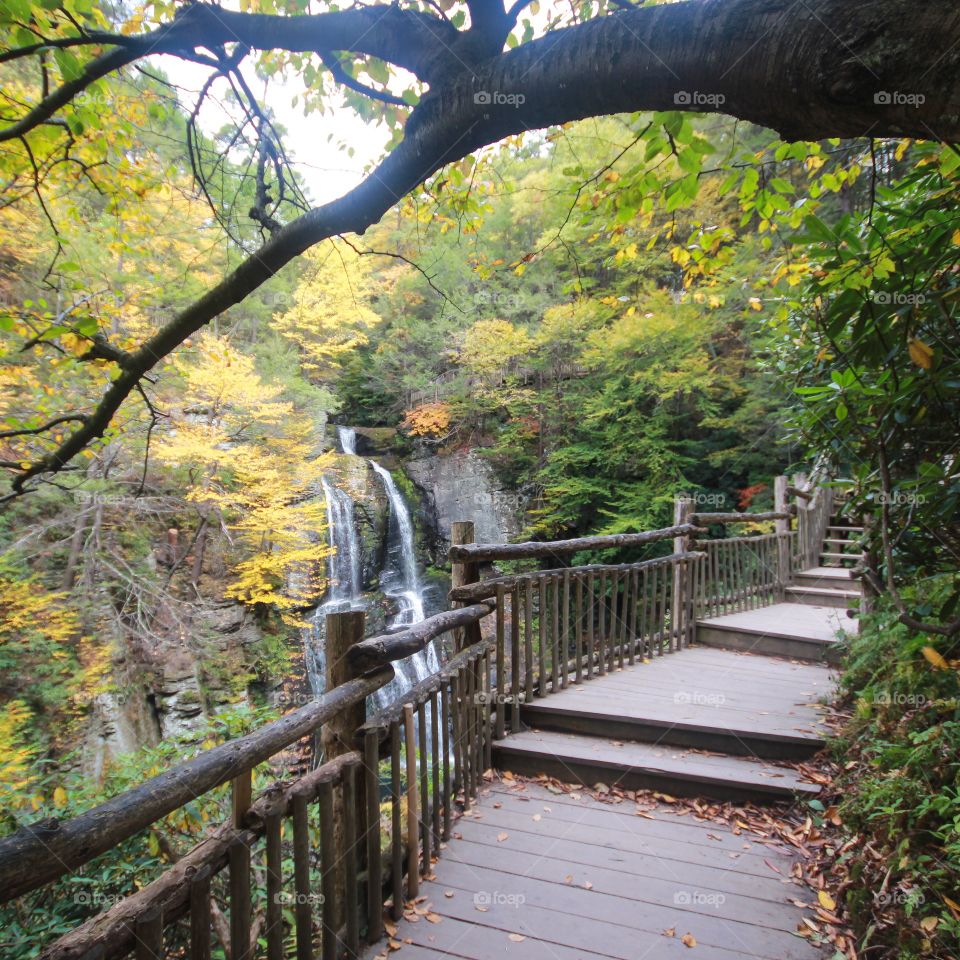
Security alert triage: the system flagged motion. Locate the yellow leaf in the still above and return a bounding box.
[817,890,836,911]
[908,339,934,369]
[681,933,697,948]
[952,228,960,245]
[922,646,950,670]
[920,916,939,933]
[53,786,68,808]
[748,297,762,311]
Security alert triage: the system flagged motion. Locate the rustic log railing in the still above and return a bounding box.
[0,605,497,960]
[3,472,839,960]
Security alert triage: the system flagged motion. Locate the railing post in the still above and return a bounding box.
[774,475,789,597]
[322,610,366,955]
[450,521,482,652]
[673,497,694,647]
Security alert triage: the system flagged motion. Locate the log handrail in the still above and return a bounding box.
[448,551,707,603]
[447,523,702,562]
[40,752,363,960]
[0,667,394,904]
[692,510,793,524]
[348,602,495,672]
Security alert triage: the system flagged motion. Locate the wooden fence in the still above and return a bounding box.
[0,475,835,959]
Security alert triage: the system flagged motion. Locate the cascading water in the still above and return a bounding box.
[338,425,357,455]
[319,476,361,603]
[370,461,427,627]
[304,434,441,723]
[370,460,441,709]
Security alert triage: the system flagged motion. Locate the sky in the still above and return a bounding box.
[158,54,395,206]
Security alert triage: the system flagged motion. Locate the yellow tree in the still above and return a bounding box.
[273,239,383,382]
[156,334,330,620]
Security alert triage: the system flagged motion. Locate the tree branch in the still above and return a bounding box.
[4,0,960,493]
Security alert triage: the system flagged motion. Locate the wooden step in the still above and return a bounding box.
[518,700,824,761]
[793,566,858,591]
[823,537,862,547]
[695,602,854,663]
[819,551,861,562]
[784,584,861,609]
[827,524,864,533]
[492,729,821,802]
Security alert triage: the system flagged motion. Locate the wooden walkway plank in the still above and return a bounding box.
[452,815,806,905]
[366,784,823,960]
[518,646,834,759]
[492,729,821,801]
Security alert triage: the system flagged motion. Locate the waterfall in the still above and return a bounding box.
[370,460,441,707]
[319,476,361,602]
[338,425,357,455]
[304,475,363,695]
[370,461,428,627]
[304,444,442,754]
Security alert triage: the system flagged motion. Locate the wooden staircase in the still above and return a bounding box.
[492,647,833,803]
[787,512,864,609]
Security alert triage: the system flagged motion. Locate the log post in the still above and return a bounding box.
[673,497,694,646]
[450,521,482,652]
[774,475,789,596]
[321,610,366,954]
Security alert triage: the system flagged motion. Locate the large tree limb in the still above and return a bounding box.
[5,0,960,493]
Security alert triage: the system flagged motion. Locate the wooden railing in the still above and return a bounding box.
[2,474,837,959]
[0,606,497,960]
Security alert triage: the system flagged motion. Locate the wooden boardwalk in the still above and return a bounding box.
[696,599,857,663]
[368,781,824,960]
[367,602,851,959]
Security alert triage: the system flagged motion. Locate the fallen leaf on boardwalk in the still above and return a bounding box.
[387,939,403,951]
[817,890,836,911]
[564,874,573,884]
[426,913,442,924]
[663,927,676,937]
[497,832,509,842]
[385,922,398,937]
[764,859,782,874]
[492,802,502,809]
[502,771,515,780]
[636,810,654,819]
[475,905,488,912]
[681,933,697,948]
[508,934,526,942]
[583,881,594,890]
[532,814,542,821]
[444,890,454,898]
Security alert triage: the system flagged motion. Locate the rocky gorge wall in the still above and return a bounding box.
[79,432,525,778]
